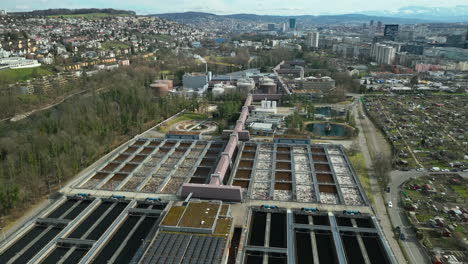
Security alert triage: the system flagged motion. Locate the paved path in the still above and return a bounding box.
[387,171,467,264]
[352,98,408,264]
[352,94,432,264]
[387,171,432,264]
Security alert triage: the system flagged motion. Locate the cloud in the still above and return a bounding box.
[2,0,467,15]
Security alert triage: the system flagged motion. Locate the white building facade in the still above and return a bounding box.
[0,57,41,69]
[306,32,320,48]
[371,43,396,65]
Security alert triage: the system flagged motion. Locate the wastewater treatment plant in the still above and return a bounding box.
[0,95,397,264]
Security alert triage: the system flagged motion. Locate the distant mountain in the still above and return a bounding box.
[152,12,429,28]
[360,5,468,23]
[11,8,136,17]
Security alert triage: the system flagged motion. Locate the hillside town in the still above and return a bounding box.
[0,6,467,264]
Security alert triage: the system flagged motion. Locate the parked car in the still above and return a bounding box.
[388,202,393,208]
[386,186,391,193]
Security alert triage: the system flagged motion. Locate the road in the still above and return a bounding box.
[387,170,468,264]
[350,96,408,264]
[354,93,468,263]
[387,171,432,264]
[356,93,468,264]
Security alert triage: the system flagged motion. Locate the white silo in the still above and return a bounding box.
[223,84,237,94]
[212,87,225,97]
[237,78,255,94]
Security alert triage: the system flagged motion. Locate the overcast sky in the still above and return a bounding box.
[4,0,468,15]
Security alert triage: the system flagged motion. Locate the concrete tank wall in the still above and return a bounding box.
[149,83,169,97]
[259,83,277,94]
[158,80,173,91]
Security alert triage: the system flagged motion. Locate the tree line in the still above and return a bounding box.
[0,65,196,217]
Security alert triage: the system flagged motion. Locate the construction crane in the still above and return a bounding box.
[205,60,242,69]
[193,55,242,72]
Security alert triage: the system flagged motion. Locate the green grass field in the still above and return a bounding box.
[0,67,53,83]
[47,13,131,19]
[153,35,172,42]
[451,185,468,198]
[157,112,209,133]
[415,213,433,223]
[349,152,374,204]
[100,41,130,50]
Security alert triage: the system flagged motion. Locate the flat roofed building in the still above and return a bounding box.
[140,200,233,264]
[0,57,41,69]
[183,72,210,91]
[297,76,336,92]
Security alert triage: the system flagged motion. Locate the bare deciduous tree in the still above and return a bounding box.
[373,152,391,188]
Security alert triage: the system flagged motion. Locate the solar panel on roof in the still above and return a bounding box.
[190,236,207,264]
[213,238,226,263]
[157,233,179,264]
[145,232,169,264]
[171,234,192,264]
[181,236,199,264]
[206,237,220,262]
[198,236,213,263]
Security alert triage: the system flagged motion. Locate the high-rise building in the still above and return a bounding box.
[0,10,7,15]
[384,24,399,41]
[465,26,468,49]
[376,21,383,32]
[371,43,396,65]
[289,18,296,30]
[268,24,275,31]
[370,20,374,27]
[281,23,286,32]
[305,32,319,48]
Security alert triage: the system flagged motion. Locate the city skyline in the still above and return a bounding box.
[4,0,468,16]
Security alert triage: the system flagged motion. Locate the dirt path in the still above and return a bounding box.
[6,90,87,122]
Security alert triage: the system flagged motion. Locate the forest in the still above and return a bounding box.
[0,65,197,218]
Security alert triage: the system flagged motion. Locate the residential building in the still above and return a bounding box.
[371,43,396,65]
[305,32,319,48]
